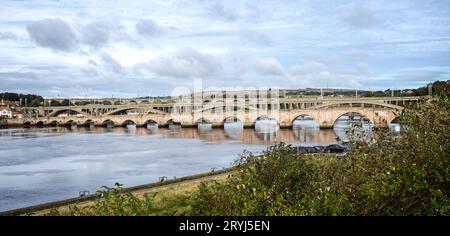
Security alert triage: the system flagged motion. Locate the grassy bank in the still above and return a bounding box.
[51,94,450,216]
[0,117,6,127]
[48,172,233,216]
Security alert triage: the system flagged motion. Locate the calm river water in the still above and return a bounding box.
[0,119,398,211]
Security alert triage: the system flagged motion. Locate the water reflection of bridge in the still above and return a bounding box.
[31,126,344,146]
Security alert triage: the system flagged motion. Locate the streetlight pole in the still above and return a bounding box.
[24,98,27,118]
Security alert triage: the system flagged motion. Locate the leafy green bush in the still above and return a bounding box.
[50,183,157,216]
[50,183,194,216]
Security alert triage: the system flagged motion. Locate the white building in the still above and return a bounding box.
[0,106,12,119]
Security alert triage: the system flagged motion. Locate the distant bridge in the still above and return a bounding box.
[16,96,426,129]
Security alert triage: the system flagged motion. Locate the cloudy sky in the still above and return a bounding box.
[0,0,449,98]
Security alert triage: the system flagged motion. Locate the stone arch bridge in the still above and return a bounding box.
[19,97,424,129]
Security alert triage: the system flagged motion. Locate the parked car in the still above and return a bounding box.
[325,144,348,153]
[313,145,326,153]
[293,146,320,153]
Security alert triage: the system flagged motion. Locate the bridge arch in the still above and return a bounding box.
[36,121,44,127]
[253,115,280,130]
[23,121,32,127]
[143,119,158,126]
[64,120,79,127]
[384,110,404,125]
[332,111,374,128]
[312,101,404,111]
[102,101,112,105]
[255,115,279,122]
[83,119,95,127]
[194,118,212,125]
[104,107,166,116]
[47,109,88,117]
[389,114,401,125]
[387,113,403,132]
[106,108,139,115]
[195,104,256,114]
[142,119,160,128]
[223,116,241,123]
[165,119,181,126]
[331,111,375,142]
[102,119,115,127]
[223,116,243,137]
[291,114,320,127]
[48,120,59,127]
[122,120,136,127]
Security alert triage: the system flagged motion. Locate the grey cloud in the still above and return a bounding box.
[0,71,39,80]
[81,59,99,76]
[100,53,124,75]
[239,29,273,46]
[176,30,229,39]
[19,65,68,71]
[80,53,124,77]
[88,59,97,66]
[79,22,110,48]
[0,70,65,95]
[348,50,369,58]
[201,1,266,23]
[356,63,370,75]
[220,50,286,77]
[146,48,221,78]
[81,67,99,77]
[373,37,450,48]
[0,65,141,98]
[393,69,448,82]
[136,19,163,38]
[290,62,327,75]
[142,48,285,81]
[27,18,78,51]
[343,6,380,29]
[249,58,284,75]
[203,0,237,22]
[243,3,263,22]
[288,62,334,87]
[0,31,19,40]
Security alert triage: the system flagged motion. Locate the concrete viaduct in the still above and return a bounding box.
[16,96,425,129]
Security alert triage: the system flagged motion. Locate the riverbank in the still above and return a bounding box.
[0,119,7,128]
[0,167,234,216]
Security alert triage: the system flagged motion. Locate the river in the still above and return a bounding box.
[0,119,399,211]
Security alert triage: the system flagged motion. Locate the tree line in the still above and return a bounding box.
[0,92,43,107]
